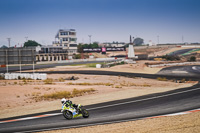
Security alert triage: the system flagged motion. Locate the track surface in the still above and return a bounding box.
[168,48,194,56]
[157,65,200,76]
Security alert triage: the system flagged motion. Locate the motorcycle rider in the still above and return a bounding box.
[61,98,79,113]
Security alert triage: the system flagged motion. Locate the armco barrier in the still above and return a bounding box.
[148,62,200,68]
[3,73,47,80]
[38,58,118,64]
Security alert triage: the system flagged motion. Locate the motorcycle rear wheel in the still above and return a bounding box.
[63,110,73,120]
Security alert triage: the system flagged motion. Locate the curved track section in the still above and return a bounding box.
[157,65,200,76]
[39,69,200,81]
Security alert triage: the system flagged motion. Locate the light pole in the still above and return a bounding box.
[182,35,184,44]
[88,35,92,44]
[7,38,11,47]
[157,35,159,44]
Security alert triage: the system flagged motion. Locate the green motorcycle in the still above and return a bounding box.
[61,104,89,120]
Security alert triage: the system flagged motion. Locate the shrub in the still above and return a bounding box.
[180,78,186,83]
[189,56,196,62]
[115,85,122,88]
[105,83,113,86]
[43,78,53,84]
[41,88,96,100]
[74,54,81,59]
[58,77,65,82]
[34,87,40,90]
[72,88,83,97]
[121,61,125,64]
[157,77,168,81]
[43,91,72,99]
[142,84,151,87]
[162,55,180,61]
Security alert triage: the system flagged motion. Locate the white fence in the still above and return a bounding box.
[3,73,47,80]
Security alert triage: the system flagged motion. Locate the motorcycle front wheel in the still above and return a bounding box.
[82,109,89,118]
[63,110,73,120]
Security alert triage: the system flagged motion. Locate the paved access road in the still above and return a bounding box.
[0,70,200,133]
[157,65,200,77]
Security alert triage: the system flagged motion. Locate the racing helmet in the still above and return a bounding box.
[61,98,66,104]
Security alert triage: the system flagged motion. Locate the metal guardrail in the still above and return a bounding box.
[148,62,200,68]
[36,58,121,65]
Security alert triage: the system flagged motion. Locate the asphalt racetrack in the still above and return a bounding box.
[0,68,200,132]
[157,65,200,76]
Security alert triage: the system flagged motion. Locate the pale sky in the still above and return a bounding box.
[0,0,200,47]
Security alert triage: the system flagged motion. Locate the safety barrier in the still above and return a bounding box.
[36,58,120,65]
[3,73,47,80]
[148,62,200,68]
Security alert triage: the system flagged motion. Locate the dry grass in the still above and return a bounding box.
[34,87,41,90]
[43,78,53,84]
[119,82,151,87]
[58,77,65,82]
[32,92,41,97]
[66,82,114,86]
[157,77,168,81]
[40,88,96,100]
[115,85,122,88]
[66,82,151,88]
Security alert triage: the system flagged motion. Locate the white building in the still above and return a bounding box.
[52,29,78,54]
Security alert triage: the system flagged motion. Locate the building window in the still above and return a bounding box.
[70,38,77,42]
[63,38,68,41]
[69,32,76,35]
[69,44,77,47]
[60,32,68,35]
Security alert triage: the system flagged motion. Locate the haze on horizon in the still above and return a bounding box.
[0,0,200,47]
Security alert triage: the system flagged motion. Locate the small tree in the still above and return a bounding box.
[24,40,41,47]
[77,44,83,53]
[73,54,81,59]
[162,55,180,61]
[189,56,196,61]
